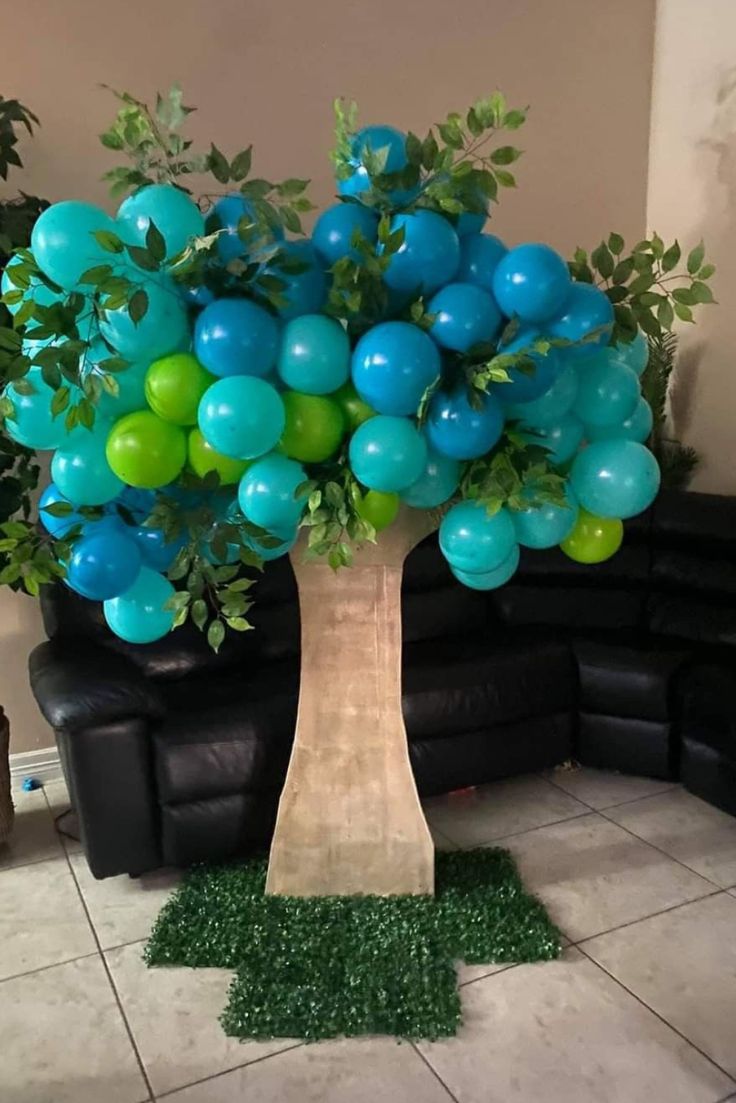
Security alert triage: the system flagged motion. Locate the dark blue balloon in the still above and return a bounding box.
[265,241,327,320]
[337,126,418,206]
[194,297,279,378]
[131,525,187,573]
[426,386,505,460]
[206,194,284,264]
[66,530,142,601]
[312,203,379,266]
[381,211,460,296]
[494,327,561,404]
[456,233,508,290]
[549,283,614,357]
[352,321,441,416]
[428,282,503,352]
[455,207,488,237]
[180,284,215,308]
[492,243,571,324]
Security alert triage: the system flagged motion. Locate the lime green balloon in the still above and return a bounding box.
[145,353,214,426]
[106,410,187,489]
[559,507,623,564]
[188,428,250,485]
[280,391,345,463]
[355,489,400,531]
[333,381,376,431]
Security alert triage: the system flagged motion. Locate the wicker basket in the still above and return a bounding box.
[0,707,14,846]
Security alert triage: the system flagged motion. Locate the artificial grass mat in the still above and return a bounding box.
[144,848,560,1041]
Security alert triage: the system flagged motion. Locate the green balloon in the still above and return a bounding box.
[333,382,376,431]
[355,489,399,531]
[145,353,214,426]
[559,508,623,564]
[188,428,250,485]
[280,391,345,463]
[106,410,187,489]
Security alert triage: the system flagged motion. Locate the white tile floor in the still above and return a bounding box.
[2,767,736,1103]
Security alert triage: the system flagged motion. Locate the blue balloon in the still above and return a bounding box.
[277,314,350,395]
[312,203,379,266]
[451,544,520,590]
[265,241,327,320]
[38,483,85,538]
[381,211,460,296]
[66,530,142,600]
[439,501,517,574]
[610,330,649,377]
[52,426,125,506]
[351,321,440,416]
[428,283,503,352]
[4,367,68,450]
[571,439,661,519]
[337,126,417,205]
[31,201,117,290]
[198,376,285,459]
[238,454,306,531]
[205,194,284,264]
[103,567,175,644]
[573,355,639,428]
[426,385,504,460]
[99,278,189,361]
[586,396,653,443]
[117,184,204,261]
[512,489,579,549]
[131,525,187,572]
[116,485,156,520]
[493,328,560,404]
[400,443,460,508]
[521,415,584,466]
[348,416,427,492]
[549,282,613,357]
[492,243,571,324]
[194,297,279,378]
[455,206,488,237]
[180,283,215,308]
[505,362,578,427]
[456,233,508,290]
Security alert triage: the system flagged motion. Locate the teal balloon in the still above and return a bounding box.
[103,567,175,644]
[381,211,460,296]
[31,201,117,290]
[238,454,306,531]
[451,544,520,590]
[505,362,578,427]
[571,439,661,519]
[99,278,189,361]
[117,184,205,261]
[52,426,125,506]
[521,415,584,465]
[266,241,327,320]
[2,257,61,320]
[277,314,350,394]
[4,366,68,450]
[512,489,579,549]
[586,397,653,443]
[456,233,508,290]
[348,415,427,492]
[86,341,149,419]
[610,330,649,377]
[549,282,613,357]
[400,443,460,508]
[440,501,517,574]
[244,526,298,561]
[573,355,639,429]
[198,376,285,459]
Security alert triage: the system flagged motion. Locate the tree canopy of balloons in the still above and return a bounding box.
[0,87,714,648]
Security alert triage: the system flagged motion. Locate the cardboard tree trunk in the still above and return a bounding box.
[265,508,437,897]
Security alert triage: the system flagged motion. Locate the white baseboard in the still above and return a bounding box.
[9,745,63,788]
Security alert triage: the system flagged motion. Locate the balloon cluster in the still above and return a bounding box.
[2,122,660,645]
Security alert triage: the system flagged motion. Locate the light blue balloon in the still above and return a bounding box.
[492,243,571,324]
[312,203,379,266]
[505,362,578,426]
[117,184,204,261]
[205,194,284,264]
[194,297,279,378]
[586,396,654,443]
[85,341,149,419]
[610,330,649,377]
[38,483,85,538]
[571,439,661,519]
[456,233,508,289]
[31,201,118,290]
[51,425,125,506]
[521,415,584,465]
[277,314,350,395]
[265,241,327,320]
[428,283,503,352]
[2,257,62,320]
[493,327,560,404]
[400,443,460,508]
[244,525,298,561]
[439,500,517,574]
[351,321,440,416]
[573,355,640,428]
[549,282,614,357]
[348,415,427,492]
[381,211,460,296]
[512,489,579,549]
[65,529,142,601]
[451,544,520,590]
[426,386,505,461]
[238,454,306,531]
[198,376,285,459]
[99,278,189,361]
[4,366,68,450]
[103,567,175,643]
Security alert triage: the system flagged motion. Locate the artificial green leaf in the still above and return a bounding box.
[494,169,516,188]
[93,229,124,254]
[207,619,225,652]
[687,241,705,275]
[230,147,253,181]
[208,143,230,184]
[661,241,681,273]
[145,221,167,262]
[674,301,694,323]
[490,146,521,165]
[128,288,149,323]
[608,232,624,255]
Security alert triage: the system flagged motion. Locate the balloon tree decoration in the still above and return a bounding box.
[0,87,714,896]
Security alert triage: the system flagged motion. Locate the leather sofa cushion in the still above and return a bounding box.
[161,791,279,866]
[577,712,674,779]
[647,595,736,648]
[492,585,646,632]
[652,550,736,597]
[574,638,689,721]
[677,663,736,755]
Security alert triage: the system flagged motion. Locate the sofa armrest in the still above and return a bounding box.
[29,639,166,731]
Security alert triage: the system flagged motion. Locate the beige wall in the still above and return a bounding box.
[1,0,655,752]
[647,0,736,493]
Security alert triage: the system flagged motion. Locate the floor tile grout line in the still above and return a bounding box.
[570,888,728,947]
[0,847,67,875]
[427,807,592,850]
[541,771,681,812]
[153,1042,306,1101]
[410,1042,462,1103]
[577,944,736,1088]
[0,949,102,986]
